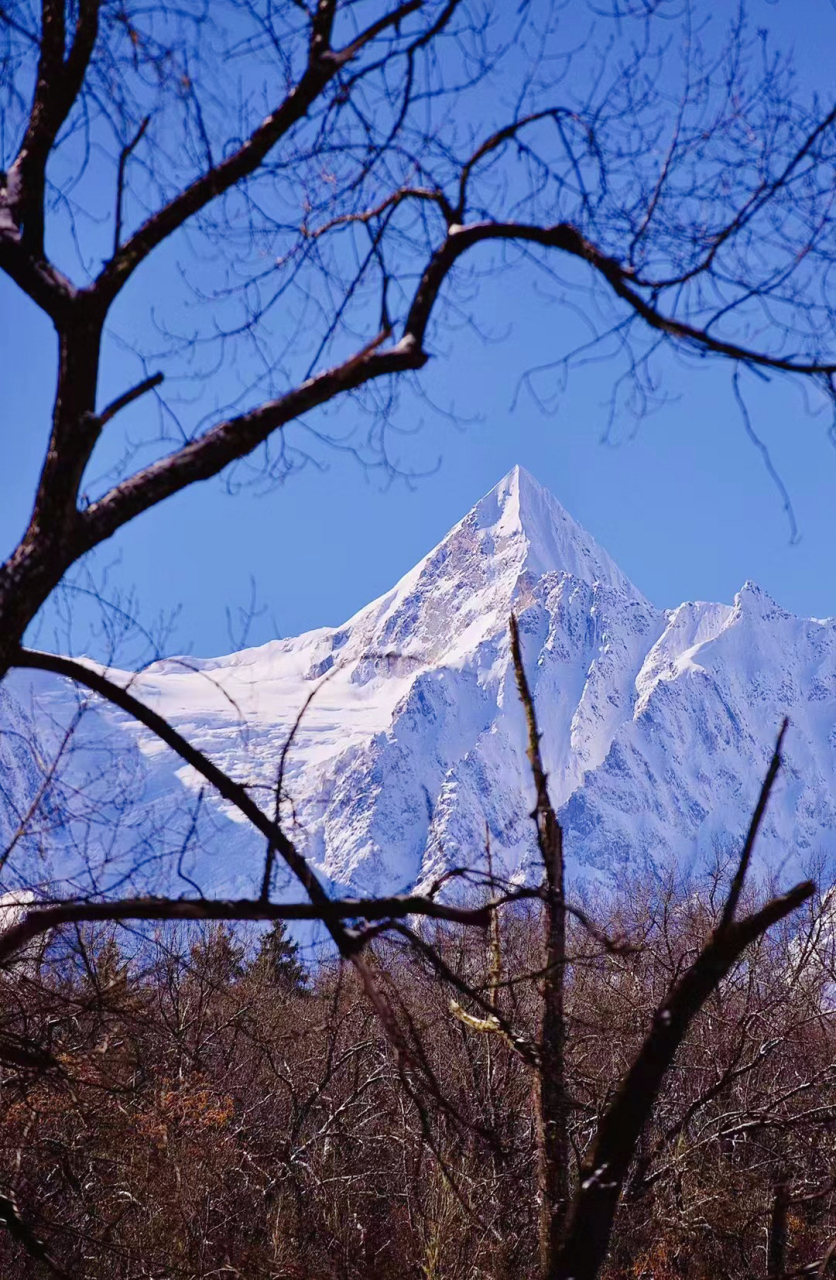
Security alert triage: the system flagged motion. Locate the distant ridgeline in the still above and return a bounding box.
[2,466,834,900]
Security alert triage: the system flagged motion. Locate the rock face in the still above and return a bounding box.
[2,465,835,898]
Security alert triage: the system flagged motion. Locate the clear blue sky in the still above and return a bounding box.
[2,0,835,659]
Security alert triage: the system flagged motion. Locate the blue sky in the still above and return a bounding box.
[3,0,836,659]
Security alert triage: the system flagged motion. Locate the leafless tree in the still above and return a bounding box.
[2,1,836,1274]
[3,1,836,683]
[0,797,824,1278]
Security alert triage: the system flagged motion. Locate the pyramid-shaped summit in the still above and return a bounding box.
[330,465,646,678]
[472,465,645,603]
[4,460,835,904]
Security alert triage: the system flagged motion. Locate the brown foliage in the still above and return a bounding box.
[0,877,831,1278]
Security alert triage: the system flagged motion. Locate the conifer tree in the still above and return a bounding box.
[250,920,307,992]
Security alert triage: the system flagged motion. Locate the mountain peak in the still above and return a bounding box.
[8,461,832,906]
[335,465,645,678]
[473,465,645,602]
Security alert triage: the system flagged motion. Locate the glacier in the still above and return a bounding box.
[1,464,834,900]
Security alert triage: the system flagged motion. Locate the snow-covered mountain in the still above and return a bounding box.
[2,465,835,899]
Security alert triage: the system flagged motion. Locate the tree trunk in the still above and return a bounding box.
[767,1180,789,1280]
[0,311,102,681]
[535,810,569,1275]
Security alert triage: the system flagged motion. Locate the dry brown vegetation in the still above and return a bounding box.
[0,623,819,1279]
[0,873,833,1279]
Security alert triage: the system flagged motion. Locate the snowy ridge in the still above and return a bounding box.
[1,466,834,898]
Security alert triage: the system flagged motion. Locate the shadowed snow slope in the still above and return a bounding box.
[1,466,834,898]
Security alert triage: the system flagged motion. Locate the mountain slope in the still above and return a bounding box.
[1,466,834,898]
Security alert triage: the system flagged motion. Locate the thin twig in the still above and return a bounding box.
[720,717,788,929]
[95,371,164,431]
[113,115,150,254]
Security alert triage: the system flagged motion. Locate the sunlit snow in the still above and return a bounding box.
[2,466,834,899]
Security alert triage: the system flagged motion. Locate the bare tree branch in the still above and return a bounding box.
[93,0,425,308]
[0,1190,71,1280]
[4,0,100,258]
[553,719,813,1280]
[0,893,502,971]
[720,717,788,929]
[510,612,570,1263]
[11,645,354,918]
[113,114,150,255]
[95,371,164,431]
[74,332,423,556]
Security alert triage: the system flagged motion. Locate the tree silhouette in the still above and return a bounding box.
[250,920,307,991]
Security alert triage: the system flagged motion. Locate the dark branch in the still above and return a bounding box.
[11,646,332,914]
[75,332,424,552]
[510,613,569,1263]
[93,1,424,308]
[403,221,836,377]
[0,235,75,319]
[720,717,788,929]
[95,371,164,431]
[0,1190,71,1279]
[0,893,501,971]
[11,0,100,259]
[35,208,836,571]
[554,719,813,1280]
[113,115,150,255]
